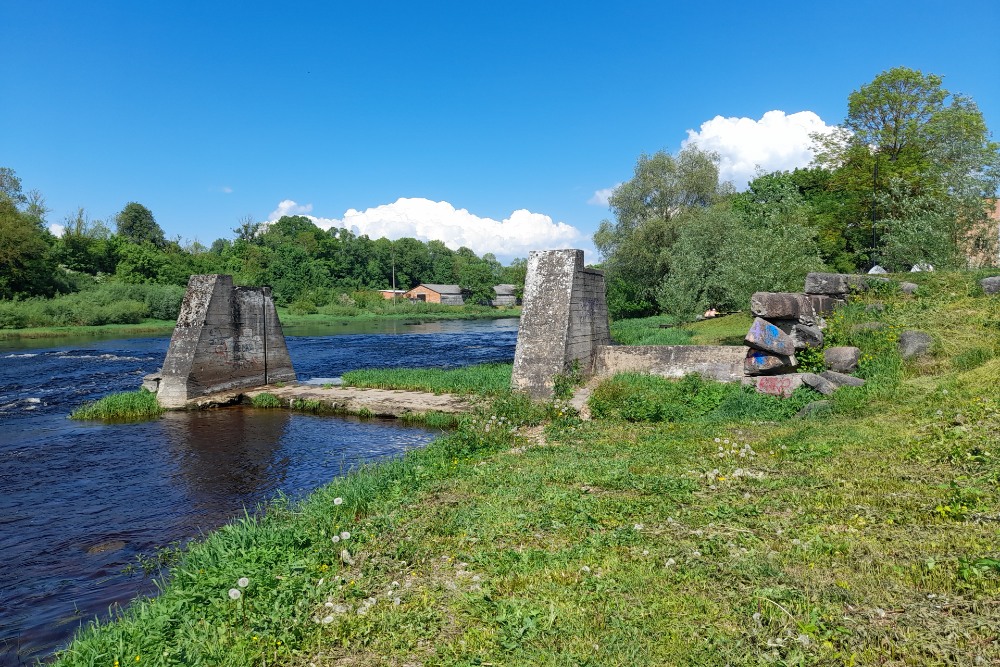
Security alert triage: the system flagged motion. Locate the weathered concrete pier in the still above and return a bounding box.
[510,249,752,398]
[145,274,296,408]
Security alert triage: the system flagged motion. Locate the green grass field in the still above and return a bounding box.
[342,363,513,396]
[50,272,1000,666]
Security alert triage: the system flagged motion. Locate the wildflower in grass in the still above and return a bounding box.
[331,535,340,544]
[340,531,351,541]
[228,588,242,600]
[237,577,250,588]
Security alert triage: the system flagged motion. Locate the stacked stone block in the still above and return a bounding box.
[745,273,872,397]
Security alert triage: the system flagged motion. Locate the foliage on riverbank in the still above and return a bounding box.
[279,304,520,327]
[342,363,513,396]
[70,389,165,421]
[52,272,1000,666]
[0,305,519,343]
[0,282,185,329]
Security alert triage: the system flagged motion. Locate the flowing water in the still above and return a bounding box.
[0,317,518,665]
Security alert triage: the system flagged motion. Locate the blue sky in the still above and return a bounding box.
[3,0,998,262]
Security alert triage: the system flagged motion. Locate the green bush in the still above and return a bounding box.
[288,299,318,315]
[0,301,29,328]
[71,389,164,421]
[590,373,728,422]
[251,393,282,408]
[589,372,818,424]
[0,282,183,328]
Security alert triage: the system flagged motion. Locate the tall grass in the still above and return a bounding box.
[70,390,165,421]
[589,372,816,423]
[342,363,513,396]
[0,283,184,329]
[610,315,691,345]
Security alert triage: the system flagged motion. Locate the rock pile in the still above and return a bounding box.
[744,273,871,397]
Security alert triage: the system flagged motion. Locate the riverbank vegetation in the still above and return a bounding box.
[69,389,165,421]
[342,363,513,396]
[51,271,999,665]
[596,67,999,320]
[1,168,527,331]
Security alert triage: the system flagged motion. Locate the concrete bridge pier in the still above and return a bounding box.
[150,274,296,408]
[511,249,610,399]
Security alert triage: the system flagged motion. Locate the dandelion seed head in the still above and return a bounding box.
[340,531,351,541]
[334,497,343,505]
[331,535,340,543]
[228,588,241,600]
[237,577,250,588]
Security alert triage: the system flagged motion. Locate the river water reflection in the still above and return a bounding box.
[0,317,518,665]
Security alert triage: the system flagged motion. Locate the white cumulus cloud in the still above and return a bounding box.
[587,185,620,207]
[48,223,65,237]
[682,110,839,189]
[270,197,586,261]
[269,199,313,219]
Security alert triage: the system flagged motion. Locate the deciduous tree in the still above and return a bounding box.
[116,202,165,248]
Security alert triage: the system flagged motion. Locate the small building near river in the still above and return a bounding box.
[403,284,466,305]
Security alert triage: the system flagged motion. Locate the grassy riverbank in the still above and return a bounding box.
[0,306,520,343]
[0,319,177,342]
[51,272,1000,666]
[342,363,514,396]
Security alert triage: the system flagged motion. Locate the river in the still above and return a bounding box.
[0,317,519,666]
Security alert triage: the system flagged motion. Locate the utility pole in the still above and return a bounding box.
[872,151,879,266]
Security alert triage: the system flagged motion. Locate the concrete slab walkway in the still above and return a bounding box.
[186,383,474,418]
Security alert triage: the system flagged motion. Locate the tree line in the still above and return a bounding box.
[0,176,526,309]
[4,67,997,323]
[595,66,1000,319]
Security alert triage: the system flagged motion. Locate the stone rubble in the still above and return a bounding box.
[745,272,869,397]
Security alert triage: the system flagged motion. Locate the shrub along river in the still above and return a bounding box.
[0,318,519,666]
